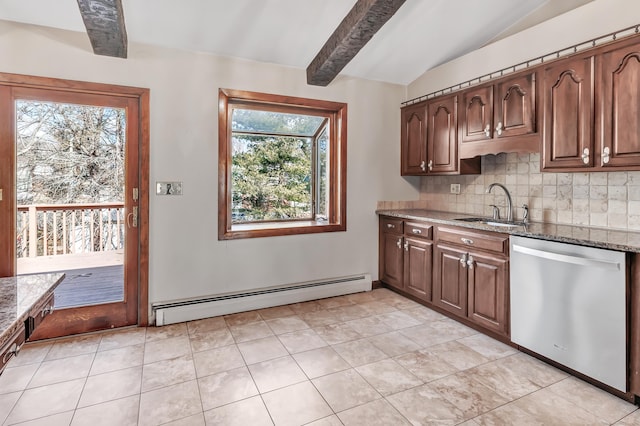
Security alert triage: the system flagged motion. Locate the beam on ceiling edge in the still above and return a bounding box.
[306,0,406,87]
[77,0,128,58]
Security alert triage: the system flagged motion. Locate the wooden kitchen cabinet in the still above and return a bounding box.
[433,243,468,316]
[379,217,404,290]
[401,101,427,175]
[460,72,537,158]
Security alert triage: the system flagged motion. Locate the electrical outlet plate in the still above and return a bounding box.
[450,184,461,194]
[156,181,183,195]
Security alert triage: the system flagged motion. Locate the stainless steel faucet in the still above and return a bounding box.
[486,183,513,222]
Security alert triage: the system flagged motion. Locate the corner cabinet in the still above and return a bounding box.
[459,72,538,158]
[400,96,480,176]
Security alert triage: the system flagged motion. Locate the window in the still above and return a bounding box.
[218,89,347,239]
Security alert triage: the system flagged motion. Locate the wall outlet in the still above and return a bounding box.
[156,181,183,195]
[450,183,461,194]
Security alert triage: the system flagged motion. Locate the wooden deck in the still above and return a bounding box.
[17,251,124,309]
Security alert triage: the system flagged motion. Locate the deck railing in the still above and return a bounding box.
[17,203,125,258]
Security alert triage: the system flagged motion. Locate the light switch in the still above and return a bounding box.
[156,182,183,195]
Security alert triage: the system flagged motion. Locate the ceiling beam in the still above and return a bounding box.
[77,0,128,58]
[306,0,406,86]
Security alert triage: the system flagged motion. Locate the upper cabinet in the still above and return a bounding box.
[459,72,538,158]
[401,95,480,176]
[542,36,640,171]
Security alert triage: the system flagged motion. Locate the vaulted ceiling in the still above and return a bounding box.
[0,0,593,85]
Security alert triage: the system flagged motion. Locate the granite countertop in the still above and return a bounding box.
[377,209,640,253]
[0,273,65,348]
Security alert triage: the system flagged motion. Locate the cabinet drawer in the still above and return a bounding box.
[436,226,508,255]
[380,217,403,234]
[26,293,54,339]
[0,324,26,374]
[405,221,433,240]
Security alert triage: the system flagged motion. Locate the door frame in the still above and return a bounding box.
[0,72,149,327]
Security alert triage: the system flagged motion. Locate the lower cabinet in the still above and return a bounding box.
[404,236,433,301]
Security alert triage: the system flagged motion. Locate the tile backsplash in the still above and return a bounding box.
[381,153,640,231]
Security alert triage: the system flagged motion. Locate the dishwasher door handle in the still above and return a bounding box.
[512,244,621,271]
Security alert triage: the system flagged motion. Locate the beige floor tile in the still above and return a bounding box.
[5,342,51,367]
[186,316,227,335]
[474,401,546,426]
[189,327,235,352]
[338,398,411,426]
[306,414,343,426]
[145,323,188,342]
[333,338,388,367]
[262,381,332,426]
[356,359,422,396]
[142,353,197,391]
[316,296,353,309]
[98,327,146,351]
[258,305,296,320]
[203,395,273,426]
[398,323,457,348]
[547,376,637,423]
[375,310,422,330]
[28,353,94,388]
[6,378,85,424]
[229,321,274,343]
[512,387,610,425]
[457,333,518,360]
[434,318,479,339]
[72,394,140,426]
[277,328,327,354]
[19,411,75,426]
[288,300,323,315]
[224,310,262,327]
[430,371,510,419]
[292,346,351,379]
[91,343,144,375]
[343,291,378,304]
[79,366,142,407]
[499,353,568,388]
[312,369,381,412]
[357,301,398,316]
[313,322,362,345]
[248,355,307,393]
[402,305,447,323]
[197,366,258,411]
[326,304,369,322]
[615,409,640,425]
[0,391,21,424]
[423,340,490,371]
[467,358,543,400]
[266,316,309,335]
[164,412,206,426]
[299,310,342,328]
[143,335,190,365]
[367,331,421,357]
[387,384,467,425]
[237,336,288,365]
[192,344,244,378]
[44,334,101,361]
[0,362,40,394]
[344,316,394,337]
[139,380,202,426]
[394,350,459,382]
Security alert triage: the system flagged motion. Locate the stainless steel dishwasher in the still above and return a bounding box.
[510,236,626,391]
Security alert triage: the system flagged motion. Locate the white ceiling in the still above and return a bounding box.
[0,0,593,85]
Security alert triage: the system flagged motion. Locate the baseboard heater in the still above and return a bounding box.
[152,273,371,326]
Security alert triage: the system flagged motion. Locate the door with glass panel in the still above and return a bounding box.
[0,86,140,339]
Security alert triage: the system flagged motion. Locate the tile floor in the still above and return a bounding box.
[1,288,639,425]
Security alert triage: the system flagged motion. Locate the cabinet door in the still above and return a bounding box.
[542,55,594,170]
[401,102,427,175]
[467,251,508,335]
[433,243,467,316]
[403,237,433,302]
[460,85,493,143]
[494,72,536,139]
[599,44,640,168]
[380,232,404,290]
[427,95,458,174]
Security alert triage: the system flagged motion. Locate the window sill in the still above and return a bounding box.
[219,220,346,240]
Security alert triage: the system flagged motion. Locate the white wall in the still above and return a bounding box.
[408,0,640,99]
[0,20,419,318]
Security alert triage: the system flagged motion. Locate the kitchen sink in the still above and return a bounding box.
[454,217,525,228]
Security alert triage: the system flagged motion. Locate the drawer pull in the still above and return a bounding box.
[461,238,474,245]
[387,224,395,229]
[411,229,422,234]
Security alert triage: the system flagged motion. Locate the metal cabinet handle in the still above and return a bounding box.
[396,238,402,249]
[404,241,409,251]
[41,305,53,318]
[484,124,491,137]
[2,342,23,364]
[387,223,395,229]
[495,122,503,136]
[460,253,468,268]
[582,148,590,165]
[466,255,475,269]
[411,229,422,234]
[420,160,426,172]
[427,160,433,171]
[602,147,611,164]
[461,238,474,245]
